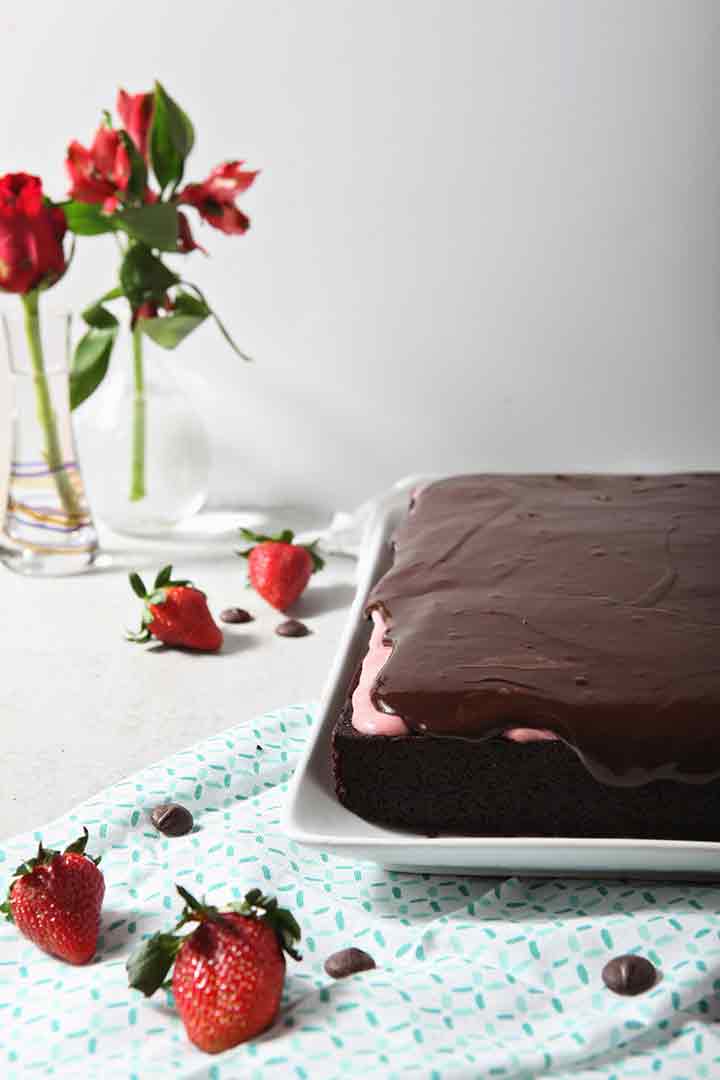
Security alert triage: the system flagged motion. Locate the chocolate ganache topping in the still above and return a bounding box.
[366,474,720,786]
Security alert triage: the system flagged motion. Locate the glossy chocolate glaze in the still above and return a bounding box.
[367,474,720,786]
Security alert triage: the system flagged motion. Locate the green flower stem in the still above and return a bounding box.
[130,322,146,502]
[22,292,82,522]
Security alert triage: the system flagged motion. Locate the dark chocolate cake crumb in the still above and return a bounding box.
[150,804,194,836]
[275,619,310,637]
[220,607,254,624]
[324,947,376,979]
[602,954,657,996]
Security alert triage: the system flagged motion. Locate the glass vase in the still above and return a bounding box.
[76,328,210,536]
[0,308,99,576]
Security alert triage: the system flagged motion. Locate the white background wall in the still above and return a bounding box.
[1,0,718,513]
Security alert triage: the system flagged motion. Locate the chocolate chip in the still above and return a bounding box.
[575,675,588,686]
[324,947,376,979]
[275,619,310,637]
[220,607,253,624]
[602,954,657,996]
[150,804,194,837]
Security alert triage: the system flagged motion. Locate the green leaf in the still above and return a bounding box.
[63,201,116,236]
[120,244,178,306]
[183,283,251,361]
[139,312,207,350]
[176,884,207,915]
[173,291,209,318]
[113,204,179,252]
[129,572,147,599]
[127,932,183,997]
[70,302,119,410]
[154,565,173,588]
[95,286,124,305]
[138,288,211,349]
[117,131,148,202]
[303,539,325,574]
[150,82,194,193]
[82,299,120,330]
[63,827,89,856]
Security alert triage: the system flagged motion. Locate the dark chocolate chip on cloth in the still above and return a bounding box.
[1,705,718,1076]
[324,947,376,979]
[602,954,658,996]
[150,804,194,836]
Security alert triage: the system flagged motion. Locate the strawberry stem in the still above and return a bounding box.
[229,887,302,961]
[126,883,302,998]
[126,566,196,645]
[1,828,100,923]
[237,528,325,574]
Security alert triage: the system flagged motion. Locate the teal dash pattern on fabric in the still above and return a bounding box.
[0,704,719,1078]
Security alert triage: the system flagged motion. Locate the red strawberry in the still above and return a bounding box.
[2,828,105,964]
[238,528,324,611]
[127,885,301,1054]
[127,565,223,652]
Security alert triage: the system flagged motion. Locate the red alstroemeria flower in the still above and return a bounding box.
[177,210,206,255]
[0,173,67,294]
[131,294,174,327]
[178,161,257,235]
[66,127,131,210]
[117,89,154,161]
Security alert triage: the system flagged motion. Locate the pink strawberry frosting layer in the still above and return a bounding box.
[351,610,558,742]
[351,611,409,735]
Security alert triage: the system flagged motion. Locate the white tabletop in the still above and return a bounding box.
[0,512,357,840]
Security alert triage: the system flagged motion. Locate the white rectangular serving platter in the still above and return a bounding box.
[283,494,720,879]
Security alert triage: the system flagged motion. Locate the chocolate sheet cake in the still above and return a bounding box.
[331,474,720,838]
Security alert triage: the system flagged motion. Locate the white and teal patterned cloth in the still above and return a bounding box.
[0,703,719,1079]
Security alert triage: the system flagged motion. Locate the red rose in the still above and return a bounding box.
[117,89,154,161]
[0,172,44,215]
[0,173,66,294]
[66,127,131,210]
[178,161,257,235]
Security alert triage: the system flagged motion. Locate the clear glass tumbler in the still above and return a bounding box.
[0,311,98,576]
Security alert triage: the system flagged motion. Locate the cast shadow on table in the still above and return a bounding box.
[142,632,262,657]
[291,582,356,618]
[85,548,241,576]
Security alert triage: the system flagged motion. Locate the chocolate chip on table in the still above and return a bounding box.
[150,803,194,837]
[220,607,254,624]
[324,947,376,980]
[275,618,310,637]
[602,954,657,995]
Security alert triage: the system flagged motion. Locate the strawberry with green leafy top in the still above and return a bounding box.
[127,885,301,1054]
[238,528,324,611]
[1,828,105,965]
[127,565,223,652]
